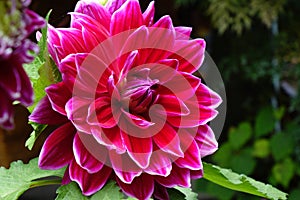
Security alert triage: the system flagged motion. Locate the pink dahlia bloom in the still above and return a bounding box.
[30,0,222,199]
[0,0,45,130]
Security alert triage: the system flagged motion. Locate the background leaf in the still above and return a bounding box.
[229,122,252,150]
[25,122,47,150]
[202,162,287,200]
[174,186,198,200]
[56,181,124,200]
[0,158,65,200]
[254,106,275,138]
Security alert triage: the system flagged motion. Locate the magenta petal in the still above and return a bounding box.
[195,125,218,157]
[196,83,222,109]
[143,1,155,26]
[161,72,201,101]
[62,167,71,185]
[69,159,112,196]
[0,89,13,130]
[59,54,77,90]
[153,123,183,157]
[144,151,172,177]
[56,28,86,58]
[47,25,62,64]
[39,122,76,170]
[73,133,104,173]
[88,96,120,128]
[106,0,127,13]
[109,150,142,183]
[16,64,34,106]
[46,82,71,115]
[117,174,154,200]
[121,131,153,169]
[155,94,189,116]
[171,39,206,73]
[152,15,174,30]
[75,0,111,30]
[155,165,191,188]
[149,59,178,83]
[153,183,169,200]
[167,100,218,128]
[0,64,21,100]
[29,96,68,125]
[96,126,126,153]
[110,0,143,35]
[122,110,155,128]
[175,130,202,170]
[65,97,91,133]
[174,26,192,40]
[190,169,203,179]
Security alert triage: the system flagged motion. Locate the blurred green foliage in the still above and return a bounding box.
[172,0,300,199]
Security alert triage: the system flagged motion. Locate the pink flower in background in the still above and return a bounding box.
[0,0,45,130]
[30,0,222,199]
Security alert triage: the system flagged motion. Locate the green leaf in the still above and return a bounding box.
[202,162,287,200]
[23,10,61,113]
[228,122,252,150]
[212,142,233,167]
[230,149,256,175]
[271,158,295,188]
[289,188,300,200]
[270,133,294,161]
[56,181,124,200]
[174,186,198,200]
[91,181,124,200]
[55,182,88,200]
[253,139,270,158]
[25,122,47,150]
[254,107,275,138]
[0,158,65,200]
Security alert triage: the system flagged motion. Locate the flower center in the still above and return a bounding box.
[119,68,159,115]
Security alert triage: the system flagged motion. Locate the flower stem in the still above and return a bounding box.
[30,179,62,189]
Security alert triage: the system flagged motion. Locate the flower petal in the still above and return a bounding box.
[46,82,71,116]
[88,95,121,128]
[93,126,126,153]
[0,88,13,129]
[148,59,178,83]
[155,165,191,188]
[109,150,142,183]
[106,0,127,13]
[65,97,91,133]
[69,159,112,196]
[196,83,222,109]
[174,26,192,40]
[190,169,203,179]
[0,62,21,100]
[153,123,183,157]
[143,1,155,26]
[75,0,111,30]
[171,39,206,73]
[121,131,153,169]
[153,183,169,200]
[117,174,154,200]
[29,96,68,125]
[194,125,218,157]
[39,122,76,169]
[73,133,104,173]
[144,151,172,177]
[175,129,202,170]
[155,94,190,116]
[158,72,201,101]
[110,0,143,35]
[167,100,218,128]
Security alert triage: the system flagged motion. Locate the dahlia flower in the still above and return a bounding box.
[0,0,45,130]
[29,0,222,199]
